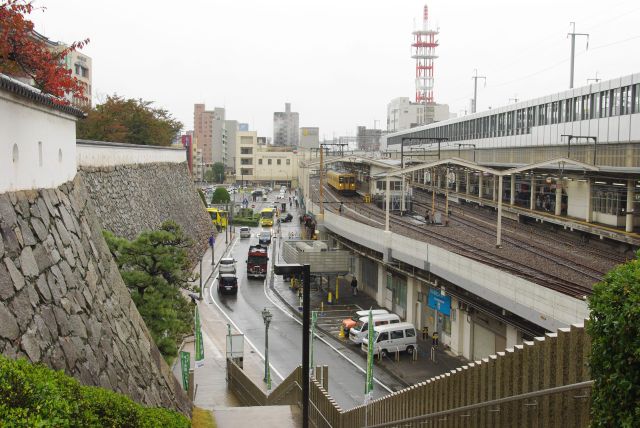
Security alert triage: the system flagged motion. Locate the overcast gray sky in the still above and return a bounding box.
[32,0,640,140]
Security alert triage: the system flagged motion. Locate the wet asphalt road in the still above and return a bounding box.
[205,190,404,409]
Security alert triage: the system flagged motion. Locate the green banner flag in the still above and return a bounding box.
[195,306,205,368]
[365,307,375,400]
[180,351,190,391]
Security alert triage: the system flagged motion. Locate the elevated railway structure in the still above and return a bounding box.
[301,158,636,361]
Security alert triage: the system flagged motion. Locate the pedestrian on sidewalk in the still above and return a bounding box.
[351,276,358,296]
[431,331,439,348]
[422,326,429,340]
[339,202,344,214]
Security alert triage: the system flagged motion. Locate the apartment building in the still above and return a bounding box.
[273,102,299,146]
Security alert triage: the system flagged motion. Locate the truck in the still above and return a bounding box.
[247,245,269,279]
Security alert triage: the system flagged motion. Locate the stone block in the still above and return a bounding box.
[32,243,54,272]
[0,262,14,300]
[20,330,41,362]
[0,302,19,340]
[55,218,72,246]
[19,246,39,278]
[17,217,36,247]
[1,225,21,257]
[4,257,25,291]
[35,198,51,228]
[58,205,76,235]
[0,194,17,228]
[31,217,48,241]
[10,290,33,329]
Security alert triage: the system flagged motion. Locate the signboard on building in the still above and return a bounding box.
[427,288,451,316]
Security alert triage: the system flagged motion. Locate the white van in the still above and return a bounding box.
[349,313,401,345]
[361,322,417,357]
[341,309,389,333]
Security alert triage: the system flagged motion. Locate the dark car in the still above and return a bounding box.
[258,230,272,246]
[218,274,238,295]
[281,213,293,223]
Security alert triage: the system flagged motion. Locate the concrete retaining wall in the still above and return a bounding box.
[0,177,191,414]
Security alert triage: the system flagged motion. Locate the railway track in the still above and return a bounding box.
[413,188,630,268]
[313,181,595,298]
[412,199,605,282]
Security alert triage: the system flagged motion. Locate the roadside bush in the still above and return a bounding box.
[232,217,259,227]
[587,252,640,427]
[0,355,190,427]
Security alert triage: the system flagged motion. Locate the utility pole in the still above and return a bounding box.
[567,22,589,89]
[471,69,486,114]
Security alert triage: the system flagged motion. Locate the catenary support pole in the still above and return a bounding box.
[497,175,503,248]
[302,264,311,428]
[530,174,536,210]
[385,174,390,231]
[510,174,516,205]
[626,178,634,232]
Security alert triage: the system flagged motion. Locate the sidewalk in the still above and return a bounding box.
[172,230,300,427]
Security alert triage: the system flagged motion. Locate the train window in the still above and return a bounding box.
[527,107,535,131]
[621,86,631,115]
[551,101,559,124]
[600,91,609,118]
[612,88,621,116]
[581,95,589,120]
[592,93,600,118]
[573,97,580,121]
[538,104,547,125]
[634,84,640,114]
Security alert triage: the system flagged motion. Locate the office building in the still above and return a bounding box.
[273,102,299,146]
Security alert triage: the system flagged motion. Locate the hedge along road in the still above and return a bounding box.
[206,196,401,409]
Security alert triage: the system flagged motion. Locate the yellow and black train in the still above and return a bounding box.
[327,170,356,194]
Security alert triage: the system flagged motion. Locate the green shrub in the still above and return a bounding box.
[587,252,640,427]
[232,217,259,227]
[0,355,190,427]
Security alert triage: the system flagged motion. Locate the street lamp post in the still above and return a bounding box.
[261,307,273,390]
[274,263,311,428]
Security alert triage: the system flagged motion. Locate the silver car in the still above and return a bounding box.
[239,227,251,238]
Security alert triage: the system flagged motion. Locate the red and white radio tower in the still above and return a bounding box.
[412,4,439,104]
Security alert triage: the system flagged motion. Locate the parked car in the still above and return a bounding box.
[218,274,238,295]
[258,230,272,246]
[219,257,236,275]
[239,226,251,238]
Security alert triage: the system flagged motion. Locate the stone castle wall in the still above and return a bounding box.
[79,163,213,262]
[0,177,191,414]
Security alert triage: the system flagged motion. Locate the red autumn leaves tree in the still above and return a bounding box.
[0,0,89,103]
